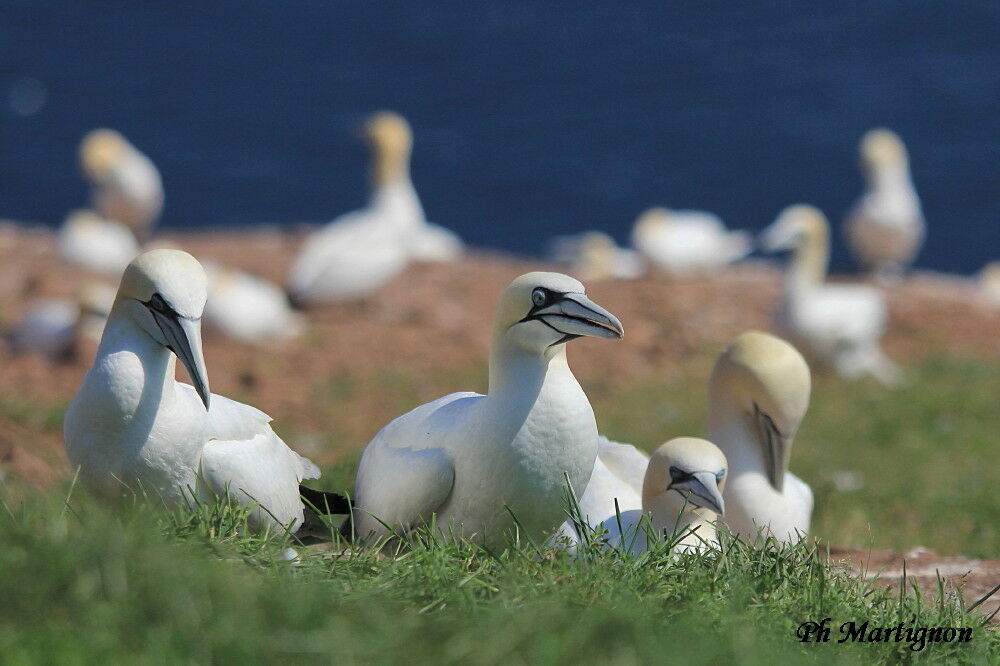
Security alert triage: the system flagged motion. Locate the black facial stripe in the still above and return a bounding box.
[668,466,693,485]
[519,288,569,322]
[753,402,786,440]
[145,293,179,318]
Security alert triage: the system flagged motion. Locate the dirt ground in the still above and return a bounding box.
[1,223,997,617]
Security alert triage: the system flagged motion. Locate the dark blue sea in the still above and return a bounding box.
[1,2,997,273]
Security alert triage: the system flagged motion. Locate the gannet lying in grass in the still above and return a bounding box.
[7,282,115,360]
[762,205,900,384]
[287,111,463,304]
[64,249,332,532]
[202,261,303,344]
[348,272,623,549]
[844,129,924,283]
[58,209,138,277]
[79,129,163,242]
[557,437,727,554]
[709,331,813,544]
[631,207,750,278]
[549,232,645,281]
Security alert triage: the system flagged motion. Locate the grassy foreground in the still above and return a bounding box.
[0,492,996,665]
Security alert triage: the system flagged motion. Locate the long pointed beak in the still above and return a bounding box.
[152,310,210,409]
[533,293,624,340]
[684,471,726,516]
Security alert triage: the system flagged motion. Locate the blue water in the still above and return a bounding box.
[1,2,998,273]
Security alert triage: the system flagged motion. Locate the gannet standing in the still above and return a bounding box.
[631,207,751,278]
[79,129,163,242]
[348,272,624,549]
[762,205,900,384]
[64,249,324,532]
[709,331,813,544]
[549,232,645,282]
[844,129,924,283]
[202,261,303,344]
[556,437,726,554]
[286,111,463,303]
[58,209,139,277]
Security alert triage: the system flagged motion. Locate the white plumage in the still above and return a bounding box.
[631,207,750,277]
[549,232,645,282]
[58,209,139,277]
[349,272,624,549]
[64,249,320,532]
[202,261,303,344]
[762,205,900,384]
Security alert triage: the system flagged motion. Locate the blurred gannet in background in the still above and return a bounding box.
[6,282,115,360]
[631,207,751,278]
[844,129,924,283]
[64,250,330,532]
[709,331,812,544]
[348,272,623,548]
[978,262,1000,306]
[58,209,138,277]
[286,111,463,304]
[79,129,163,242]
[556,437,726,554]
[549,232,644,281]
[202,261,303,344]
[762,205,900,384]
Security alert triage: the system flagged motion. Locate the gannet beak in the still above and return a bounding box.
[672,471,725,515]
[754,403,790,492]
[529,293,624,341]
[151,309,211,410]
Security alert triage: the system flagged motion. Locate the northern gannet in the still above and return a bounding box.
[58,209,139,277]
[844,129,924,283]
[556,436,726,554]
[348,272,624,548]
[286,111,463,304]
[64,249,326,532]
[202,261,303,344]
[79,129,163,242]
[978,262,1000,307]
[631,207,751,278]
[7,282,115,359]
[549,232,645,282]
[709,331,813,544]
[762,205,900,384]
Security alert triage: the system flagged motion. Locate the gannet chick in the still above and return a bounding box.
[631,207,751,278]
[349,272,624,548]
[58,209,139,277]
[79,129,163,242]
[549,232,645,282]
[844,129,924,283]
[555,436,726,555]
[202,261,303,344]
[762,205,900,384]
[709,331,812,544]
[286,111,462,303]
[64,249,326,532]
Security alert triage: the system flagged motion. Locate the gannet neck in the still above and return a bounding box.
[708,399,768,483]
[868,163,912,190]
[487,335,566,398]
[786,223,828,294]
[370,146,411,189]
[369,177,425,229]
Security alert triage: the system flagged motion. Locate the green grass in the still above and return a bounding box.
[0,355,997,663]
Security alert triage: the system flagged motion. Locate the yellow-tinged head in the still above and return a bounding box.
[79,128,131,181]
[860,128,909,177]
[365,111,413,185]
[643,437,728,516]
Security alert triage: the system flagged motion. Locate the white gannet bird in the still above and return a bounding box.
[202,261,303,344]
[978,261,1000,307]
[7,282,116,360]
[556,436,726,554]
[286,111,463,304]
[844,129,924,283]
[709,331,812,544]
[762,205,900,384]
[549,232,645,282]
[348,272,624,548]
[631,207,751,278]
[58,208,139,277]
[63,249,329,532]
[79,129,163,242]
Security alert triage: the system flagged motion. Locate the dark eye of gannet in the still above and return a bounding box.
[145,292,177,316]
[668,466,693,484]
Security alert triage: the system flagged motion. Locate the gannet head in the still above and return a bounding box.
[860,128,908,178]
[633,207,671,235]
[760,204,828,253]
[365,111,412,185]
[80,128,130,181]
[116,249,211,409]
[494,272,624,354]
[643,437,727,516]
[709,331,810,491]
